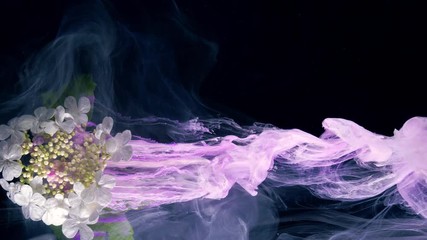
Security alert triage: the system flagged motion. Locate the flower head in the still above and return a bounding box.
[0,95,132,240]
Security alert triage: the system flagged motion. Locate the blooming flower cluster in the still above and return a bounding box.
[0,96,132,240]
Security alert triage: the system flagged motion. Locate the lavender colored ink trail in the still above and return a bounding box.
[106,117,427,220]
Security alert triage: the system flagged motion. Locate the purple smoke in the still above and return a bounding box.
[106,117,427,221]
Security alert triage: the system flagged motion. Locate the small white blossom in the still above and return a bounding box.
[81,171,115,207]
[13,185,46,221]
[42,194,70,226]
[62,182,100,240]
[62,214,95,240]
[94,117,113,142]
[0,115,35,144]
[68,182,102,222]
[0,178,22,203]
[105,130,133,162]
[0,141,23,181]
[64,96,91,126]
[30,176,45,194]
[41,105,76,136]
[31,107,56,135]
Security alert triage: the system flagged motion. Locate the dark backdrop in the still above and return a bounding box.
[1,0,426,135]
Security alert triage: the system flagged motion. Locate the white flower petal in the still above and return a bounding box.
[109,151,122,162]
[62,219,79,238]
[0,178,9,190]
[0,125,12,140]
[34,107,55,120]
[22,205,30,219]
[20,185,33,199]
[79,202,99,220]
[41,121,59,136]
[86,204,100,224]
[96,187,112,206]
[73,182,85,195]
[7,118,18,128]
[31,193,46,206]
[44,197,59,208]
[5,182,21,202]
[31,176,43,187]
[42,108,56,120]
[78,97,91,114]
[54,194,65,201]
[67,192,81,208]
[120,145,133,161]
[0,161,5,172]
[3,161,23,181]
[55,106,66,122]
[118,130,132,145]
[64,96,77,111]
[29,204,45,221]
[79,223,94,240]
[59,119,75,134]
[81,184,96,203]
[10,132,25,145]
[0,140,8,152]
[30,176,45,194]
[34,107,45,118]
[6,144,22,160]
[78,113,88,125]
[14,193,30,206]
[105,138,118,154]
[43,207,69,226]
[99,174,116,189]
[87,214,99,225]
[14,185,32,206]
[94,126,103,139]
[102,117,113,133]
[17,115,36,131]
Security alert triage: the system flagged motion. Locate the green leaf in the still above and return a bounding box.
[41,74,96,108]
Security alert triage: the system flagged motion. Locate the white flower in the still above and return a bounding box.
[68,182,102,222]
[81,171,115,207]
[0,141,23,181]
[94,117,113,142]
[30,176,45,194]
[62,182,100,240]
[42,194,70,226]
[41,106,76,136]
[64,96,91,126]
[13,185,46,221]
[0,178,22,203]
[30,107,56,134]
[62,214,95,240]
[105,130,133,162]
[0,115,35,144]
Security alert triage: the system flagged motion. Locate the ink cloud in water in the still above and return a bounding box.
[1,1,427,240]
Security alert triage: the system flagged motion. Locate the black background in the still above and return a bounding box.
[0,0,426,136]
[0,1,426,238]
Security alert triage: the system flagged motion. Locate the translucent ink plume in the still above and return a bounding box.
[106,117,427,220]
